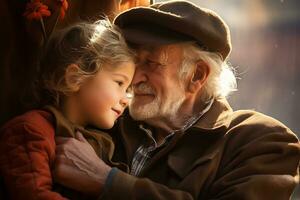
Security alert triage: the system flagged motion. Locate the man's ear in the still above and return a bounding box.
[187,60,210,93]
[65,64,81,92]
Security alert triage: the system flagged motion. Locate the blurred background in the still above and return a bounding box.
[156,0,300,198]
[0,0,299,198]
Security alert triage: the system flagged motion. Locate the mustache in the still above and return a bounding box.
[133,83,155,95]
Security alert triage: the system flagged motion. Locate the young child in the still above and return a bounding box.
[0,19,135,200]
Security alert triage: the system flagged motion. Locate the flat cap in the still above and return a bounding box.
[114,0,232,60]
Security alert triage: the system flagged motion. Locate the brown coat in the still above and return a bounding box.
[101,98,300,200]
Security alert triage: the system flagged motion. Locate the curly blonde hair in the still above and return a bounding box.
[37,19,135,106]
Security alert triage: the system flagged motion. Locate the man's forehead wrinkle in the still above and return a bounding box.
[136,45,183,66]
[157,48,168,64]
[154,45,181,65]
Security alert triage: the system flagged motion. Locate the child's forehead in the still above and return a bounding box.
[107,60,135,68]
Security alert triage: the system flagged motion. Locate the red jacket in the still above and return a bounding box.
[0,110,67,200]
[0,107,117,200]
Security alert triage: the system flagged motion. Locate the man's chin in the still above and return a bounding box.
[129,103,159,121]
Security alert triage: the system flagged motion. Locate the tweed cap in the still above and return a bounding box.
[114,0,232,60]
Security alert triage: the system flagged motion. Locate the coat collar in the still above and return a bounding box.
[44,105,77,137]
[191,97,233,131]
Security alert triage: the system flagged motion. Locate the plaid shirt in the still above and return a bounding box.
[130,99,214,176]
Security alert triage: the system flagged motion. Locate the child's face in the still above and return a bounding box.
[76,61,135,129]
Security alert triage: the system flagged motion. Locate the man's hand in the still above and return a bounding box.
[53,132,111,196]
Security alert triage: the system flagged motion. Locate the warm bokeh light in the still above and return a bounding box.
[119,0,152,12]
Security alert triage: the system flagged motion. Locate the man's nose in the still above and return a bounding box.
[132,66,147,85]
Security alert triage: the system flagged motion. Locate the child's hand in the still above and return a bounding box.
[53,132,111,196]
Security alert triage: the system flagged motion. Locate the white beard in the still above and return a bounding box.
[129,83,185,122]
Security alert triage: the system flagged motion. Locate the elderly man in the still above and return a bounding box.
[54,1,300,199]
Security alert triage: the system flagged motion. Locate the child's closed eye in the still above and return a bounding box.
[115,80,124,86]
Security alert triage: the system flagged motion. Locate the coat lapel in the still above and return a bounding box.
[139,131,184,177]
[167,130,224,179]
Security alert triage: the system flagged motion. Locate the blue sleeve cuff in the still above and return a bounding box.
[105,167,119,189]
[98,167,119,199]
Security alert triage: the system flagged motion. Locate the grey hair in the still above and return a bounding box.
[38,19,135,106]
[180,42,237,102]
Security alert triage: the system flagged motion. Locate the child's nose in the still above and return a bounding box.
[120,97,129,108]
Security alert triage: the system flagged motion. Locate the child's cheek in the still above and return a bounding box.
[90,89,118,110]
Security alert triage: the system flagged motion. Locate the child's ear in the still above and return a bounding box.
[65,64,81,92]
[187,60,210,93]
